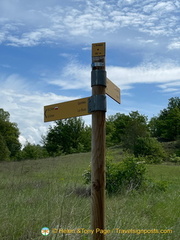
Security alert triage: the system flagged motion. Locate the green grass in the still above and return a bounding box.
[0,151,179,239]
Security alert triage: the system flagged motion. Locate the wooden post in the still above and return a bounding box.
[91,43,106,240]
[44,42,121,240]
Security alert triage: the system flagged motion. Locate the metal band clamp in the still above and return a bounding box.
[88,94,107,113]
[91,70,106,87]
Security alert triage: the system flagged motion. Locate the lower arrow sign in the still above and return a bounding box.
[44,97,90,122]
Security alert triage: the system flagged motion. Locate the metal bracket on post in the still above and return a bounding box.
[91,70,106,87]
[88,94,106,113]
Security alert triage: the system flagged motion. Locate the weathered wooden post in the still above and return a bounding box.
[90,42,106,240]
[44,42,120,240]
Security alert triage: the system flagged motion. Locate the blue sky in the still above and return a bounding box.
[0,0,180,146]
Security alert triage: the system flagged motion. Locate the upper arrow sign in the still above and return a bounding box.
[92,42,106,57]
[106,78,121,104]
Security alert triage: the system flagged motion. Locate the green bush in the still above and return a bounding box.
[141,179,169,192]
[134,137,166,163]
[83,152,169,195]
[169,154,180,164]
[83,156,146,195]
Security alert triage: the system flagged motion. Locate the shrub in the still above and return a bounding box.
[141,179,169,192]
[169,154,180,164]
[134,137,166,163]
[83,156,146,195]
[17,142,49,160]
[107,157,147,194]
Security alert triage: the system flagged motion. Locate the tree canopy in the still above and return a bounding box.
[149,97,180,141]
[106,111,149,149]
[43,117,91,156]
[0,109,21,160]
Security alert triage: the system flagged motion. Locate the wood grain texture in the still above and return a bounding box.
[91,85,106,240]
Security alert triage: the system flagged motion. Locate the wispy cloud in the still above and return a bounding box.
[168,39,180,50]
[0,0,179,47]
[108,63,180,87]
[47,60,180,93]
[47,61,90,90]
[158,80,180,94]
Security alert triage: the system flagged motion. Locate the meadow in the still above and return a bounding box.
[0,151,179,240]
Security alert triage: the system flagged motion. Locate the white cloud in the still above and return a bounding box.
[0,0,179,47]
[158,80,180,94]
[0,32,6,43]
[168,41,180,50]
[136,37,157,46]
[107,63,180,88]
[45,60,180,121]
[47,60,180,91]
[47,62,91,90]
[153,1,176,12]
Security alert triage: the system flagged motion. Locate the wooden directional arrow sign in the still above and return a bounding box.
[106,78,121,104]
[44,97,90,122]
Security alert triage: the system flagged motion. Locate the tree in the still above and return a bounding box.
[43,117,91,156]
[19,142,48,160]
[0,133,10,161]
[149,97,180,141]
[167,97,180,110]
[134,137,165,163]
[106,113,131,146]
[106,111,149,150]
[123,111,149,151]
[0,109,10,121]
[0,109,21,159]
[80,125,91,152]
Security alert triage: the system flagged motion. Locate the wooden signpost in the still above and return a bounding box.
[44,42,120,240]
